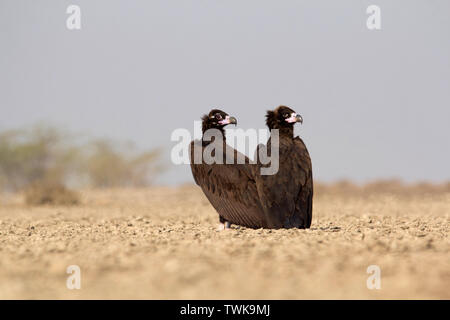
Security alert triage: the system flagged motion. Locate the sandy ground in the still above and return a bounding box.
[0,186,448,299]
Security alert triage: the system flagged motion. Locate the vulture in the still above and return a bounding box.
[189,106,313,229]
[253,106,313,228]
[189,109,265,230]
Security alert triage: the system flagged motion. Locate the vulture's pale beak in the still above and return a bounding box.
[219,116,237,125]
[286,113,303,124]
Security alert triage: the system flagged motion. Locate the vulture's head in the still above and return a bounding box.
[266,105,303,130]
[201,109,237,133]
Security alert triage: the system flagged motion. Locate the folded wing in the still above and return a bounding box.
[190,140,268,228]
[254,137,313,228]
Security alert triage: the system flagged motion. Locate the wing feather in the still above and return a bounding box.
[190,140,267,228]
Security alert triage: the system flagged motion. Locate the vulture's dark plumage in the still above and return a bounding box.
[190,106,313,229]
[254,106,313,228]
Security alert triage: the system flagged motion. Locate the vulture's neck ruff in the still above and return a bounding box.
[270,125,295,138]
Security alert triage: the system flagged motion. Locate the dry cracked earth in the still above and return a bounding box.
[0,186,448,299]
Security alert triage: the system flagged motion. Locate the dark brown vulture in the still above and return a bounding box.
[190,109,267,230]
[253,106,313,228]
[189,106,313,229]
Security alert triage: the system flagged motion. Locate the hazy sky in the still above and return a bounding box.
[1,0,449,185]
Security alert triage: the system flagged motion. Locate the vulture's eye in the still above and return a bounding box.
[283,113,290,118]
[215,114,223,120]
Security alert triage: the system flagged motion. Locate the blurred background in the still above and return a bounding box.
[1,0,449,202]
[0,1,449,301]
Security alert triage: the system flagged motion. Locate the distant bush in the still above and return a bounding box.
[24,181,80,206]
[0,126,79,192]
[0,125,163,204]
[82,140,163,188]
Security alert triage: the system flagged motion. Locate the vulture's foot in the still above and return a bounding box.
[217,221,231,231]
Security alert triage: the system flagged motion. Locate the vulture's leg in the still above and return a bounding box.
[218,216,231,231]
